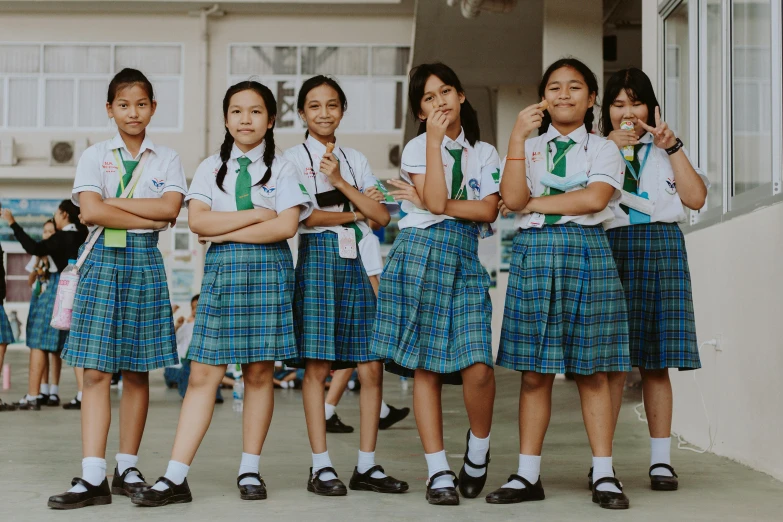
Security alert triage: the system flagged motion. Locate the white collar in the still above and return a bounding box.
[305,135,341,158]
[442,128,469,150]
[639,132,655,144]
[61,223,78,232]
[110,133,155,160]
[230,142,265,163]
[543,124,588,144]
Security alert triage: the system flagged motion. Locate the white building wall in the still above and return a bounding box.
[642,2,783,481]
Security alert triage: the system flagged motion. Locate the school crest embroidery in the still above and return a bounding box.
[261,185,276,195]
[531,151,543,163]
[665,178,677,195]
[491,169,500,183]
[150,178,165,192]
[305,167,316,178]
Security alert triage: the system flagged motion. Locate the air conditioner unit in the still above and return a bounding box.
[0,138,17,166]
[50,138,88,167]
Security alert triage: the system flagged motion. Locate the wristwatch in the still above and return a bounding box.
[665,137,683,156]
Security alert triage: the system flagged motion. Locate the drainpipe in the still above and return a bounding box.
[196,4,221,159]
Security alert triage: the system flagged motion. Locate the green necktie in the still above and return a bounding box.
[620,144,644,215]
[447,148,467,200]
[235,156,253,211]
[115,150,139,198]
[544,139,574,225]
[335,157,363,244]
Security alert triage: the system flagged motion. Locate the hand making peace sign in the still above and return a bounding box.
[638,107,678,150]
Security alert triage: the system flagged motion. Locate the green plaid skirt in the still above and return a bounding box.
[606,222,700,370]
[26,273,63,352]
[187,241,297,365]
[498,223,630,374]
[293,232,379,368]
[371,220,493,385]
[0,305,14,344]
[62,232,177,373]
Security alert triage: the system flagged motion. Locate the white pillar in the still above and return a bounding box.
[641,0,659,85]
[542,0,604,96]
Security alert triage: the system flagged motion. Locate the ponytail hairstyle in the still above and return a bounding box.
[296,75,348,139]
[600,67,660,137]
[216,81,277,192]
[108,68,154,104]
[538,58,599,134]
[408,62,480,146]
[58,199,88,237]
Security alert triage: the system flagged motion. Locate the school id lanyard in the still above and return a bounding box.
[301,143,359,193]
[112,149,146,198]
[623,144,652,184]
[545,134,589,174]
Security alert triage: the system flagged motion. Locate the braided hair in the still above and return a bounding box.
[538,58,599,134]
[216,81,277,192]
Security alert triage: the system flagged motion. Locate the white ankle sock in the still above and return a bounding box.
[40,383,49,395]
[116,453,143,484]
[650,437,673,476]
[464,431,490,478]
[76,391,83,401]
[379,400,390,419]
[312,451,337,481]
[503,454,540,489]
[324,403,336,420]
[238,452,261,486]
[425,450,453,490]
[280,380,289,389]
[357,450,386,478]
[152,460,189,491]
[593,456,621,493]
[25,394,37,402]
[69,457,106,493]
[49,384,59,396]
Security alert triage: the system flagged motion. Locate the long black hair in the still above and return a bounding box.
[216,81,277,192]
[297,75,348,139]
[108,68,154,104]
[600,67,659,136]
[408,62,480,146]
[58,200,88,237]
[538,58,599,134]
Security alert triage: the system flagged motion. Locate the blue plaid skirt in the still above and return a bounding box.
[188,241,297,365]
[371,220,493,385]
[26,273,64,352]
[293,232,378,368]
[62,232,177,373]
[498,224,631,374]
[0,305,14,344]
[606,222,700,370]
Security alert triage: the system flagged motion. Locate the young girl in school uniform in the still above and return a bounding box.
[371,62,500,506]
[601,68,707,491]
[2,203,88,410]
[48,68,186,510]
[131,80,312,506]
[284,75,406,496]
[487,58,631,509]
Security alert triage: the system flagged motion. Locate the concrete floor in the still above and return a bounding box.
[1,347,782,522]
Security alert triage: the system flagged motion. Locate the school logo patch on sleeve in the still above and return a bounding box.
[491,169,500,183]
[299,183,309,196]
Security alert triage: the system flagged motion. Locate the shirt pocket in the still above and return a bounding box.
[133,169,167,198]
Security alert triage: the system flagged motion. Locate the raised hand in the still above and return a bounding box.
[510,101,546,143]
[607,129,640,149]
[638,107,677,149]
[319,152,343,188]
[426,109,450,144]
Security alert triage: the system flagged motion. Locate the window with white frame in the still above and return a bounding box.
[663,1,690,146]
[0,43,183,131]
[664,0,782,225]
[228,44,410,133]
